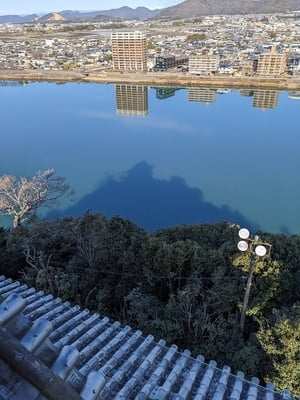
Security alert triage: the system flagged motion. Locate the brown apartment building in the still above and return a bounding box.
[111,31,147,72]
[256,47,287,77]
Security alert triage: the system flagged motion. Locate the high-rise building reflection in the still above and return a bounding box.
[252,89,279,110]
[115,84,148,117]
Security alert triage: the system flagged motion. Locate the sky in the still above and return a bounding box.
[0,0,181,15]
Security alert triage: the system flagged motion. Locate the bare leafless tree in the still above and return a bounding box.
[0,169,72,228]
[22,247,55,295]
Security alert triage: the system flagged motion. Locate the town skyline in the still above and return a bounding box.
[0,0,181,16]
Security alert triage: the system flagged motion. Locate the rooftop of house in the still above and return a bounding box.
[0,275,294,400]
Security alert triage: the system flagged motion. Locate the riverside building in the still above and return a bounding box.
[155,55,189,71]
[256,47,287,77]
[111,31,147,72]
[189,54,220,76]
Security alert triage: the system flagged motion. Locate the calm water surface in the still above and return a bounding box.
[1,81,299,234]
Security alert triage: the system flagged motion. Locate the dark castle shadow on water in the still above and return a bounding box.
[48,161,259,232]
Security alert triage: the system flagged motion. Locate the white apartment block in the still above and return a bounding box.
[189,55,220,76]
[111,31,147,72]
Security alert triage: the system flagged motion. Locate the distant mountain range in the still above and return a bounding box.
[0,7,160,24]
[0,14,38,24]
[1,0,300,24]
[158,0,300,19]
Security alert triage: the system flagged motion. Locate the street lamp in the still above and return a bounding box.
[237,228,271,333]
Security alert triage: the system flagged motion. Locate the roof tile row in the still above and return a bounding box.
[0,275,294,400]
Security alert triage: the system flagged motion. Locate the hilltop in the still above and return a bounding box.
[34,12,66,23]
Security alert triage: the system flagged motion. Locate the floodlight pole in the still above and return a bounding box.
[240,252,255,332]
[237,228,271,333]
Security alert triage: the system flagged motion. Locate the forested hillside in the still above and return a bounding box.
[157,0,300,19]
[0,213,299,396]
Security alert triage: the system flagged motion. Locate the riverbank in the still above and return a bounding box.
[1,69,300,90]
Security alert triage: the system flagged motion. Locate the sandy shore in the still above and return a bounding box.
[1,69,300,90]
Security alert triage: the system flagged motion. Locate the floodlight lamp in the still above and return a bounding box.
[238,228,250,240]
[238,240,249,252]
[255,245,267,257]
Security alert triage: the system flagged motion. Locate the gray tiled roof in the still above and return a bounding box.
[0,275,294,400]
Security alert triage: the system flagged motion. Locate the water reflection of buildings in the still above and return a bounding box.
[188,87,217,104]
[288,90,300,100]
[154,87,181,100]
[239,89,254,97]
[115,84,148,117]
[252,89,279,110]
[216,88,231,94]
[0,80,24,87]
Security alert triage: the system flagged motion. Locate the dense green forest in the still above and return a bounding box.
[0,213,299,396]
